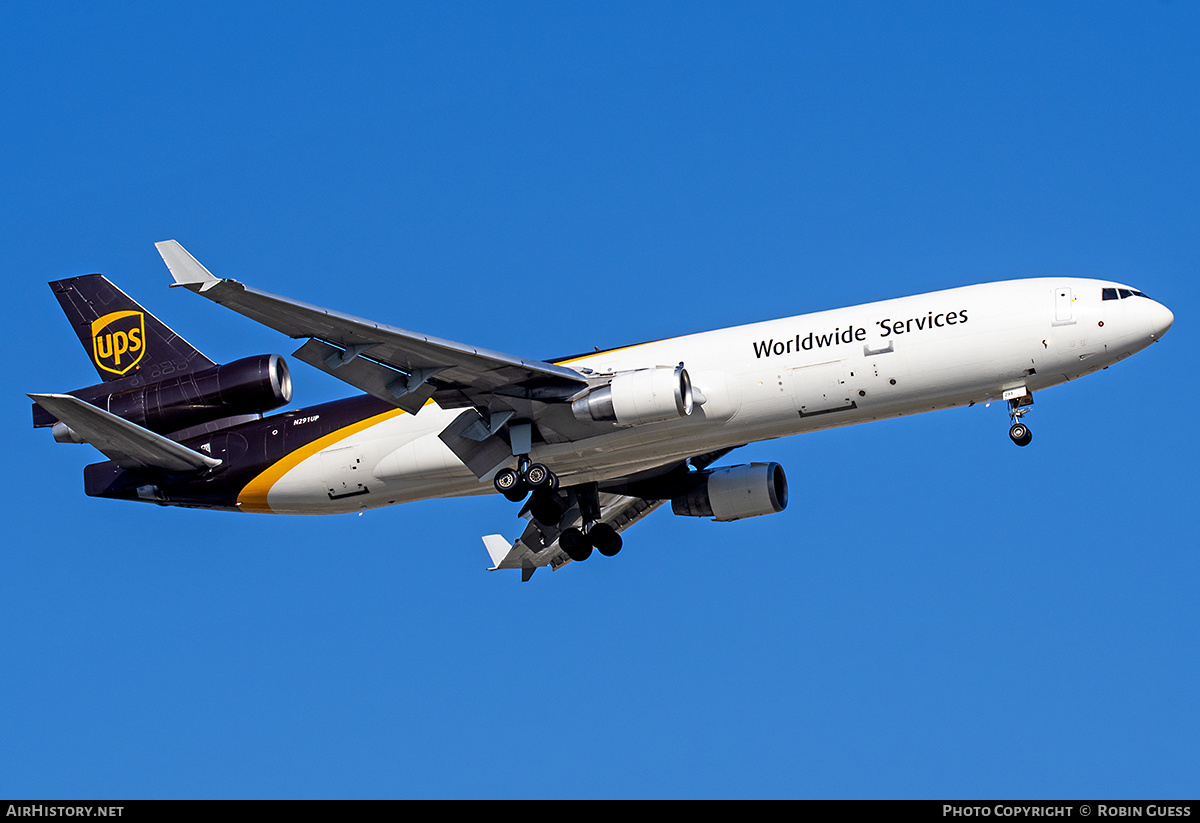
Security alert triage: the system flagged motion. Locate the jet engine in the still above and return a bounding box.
[40,354,292,437]
[671,462,789,521]
[571,364,693,425]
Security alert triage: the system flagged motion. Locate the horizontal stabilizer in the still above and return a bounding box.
[29,393,222,472]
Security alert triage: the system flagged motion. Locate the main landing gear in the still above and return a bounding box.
[492,422,624,563]
[493,467,624,562]
[1007,393,1033,447]
[558,483,623,562]
[493,421,560,501]
[559,521,622,562]
[493,457,558,502]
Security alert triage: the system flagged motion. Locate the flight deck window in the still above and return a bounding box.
[1102,288,1118,301]
[1119,289,1134,299]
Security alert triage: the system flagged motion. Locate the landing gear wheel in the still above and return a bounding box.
[1008,422,1033,447]
[494,468,527,500]
[560,527,592,562]
[524,463,555,489]
[589,522,623,557]
[529,492,565,528]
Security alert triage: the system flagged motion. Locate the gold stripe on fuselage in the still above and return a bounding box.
[237,408,406,513]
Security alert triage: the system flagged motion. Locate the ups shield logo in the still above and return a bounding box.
[91,310,146,375]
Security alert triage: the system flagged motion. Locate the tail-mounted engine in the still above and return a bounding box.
[571,364,694,426]
[35,354,292,437]
[671,462,789,521]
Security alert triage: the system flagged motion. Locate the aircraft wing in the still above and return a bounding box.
[28,393,222,472]
[155,240,589,415]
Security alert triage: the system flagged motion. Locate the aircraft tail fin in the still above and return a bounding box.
[51,273,215,383]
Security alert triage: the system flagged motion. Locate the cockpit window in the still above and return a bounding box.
[1102,287,1152,301]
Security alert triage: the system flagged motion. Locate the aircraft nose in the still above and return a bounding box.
[1148,299,1174,340]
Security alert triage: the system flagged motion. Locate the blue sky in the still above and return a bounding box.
[2,2,1197,798]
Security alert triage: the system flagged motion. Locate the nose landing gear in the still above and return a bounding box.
[1006,390,1033,447]
[1008,421,1033,447]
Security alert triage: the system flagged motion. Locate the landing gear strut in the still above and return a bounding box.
[491,425,624,561]
[493,421,561,500]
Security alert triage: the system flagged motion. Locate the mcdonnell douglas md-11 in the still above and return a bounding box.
[30,242,1174,579]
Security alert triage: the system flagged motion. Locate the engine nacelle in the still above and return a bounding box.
[571,365,693,425]
[671,462,789,522]
[41,354,293,436]
[110,354,293,433]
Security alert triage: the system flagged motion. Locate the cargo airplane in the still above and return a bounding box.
[30,242,1173,579]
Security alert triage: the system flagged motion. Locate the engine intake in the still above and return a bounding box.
[572,365,693,426]
[672,462,789,521]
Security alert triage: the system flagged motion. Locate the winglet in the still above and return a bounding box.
[481,534,512,569]
[481,534,538,580]
[155,240,220,290]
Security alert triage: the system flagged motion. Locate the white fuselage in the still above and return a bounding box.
[252,277,1172,514]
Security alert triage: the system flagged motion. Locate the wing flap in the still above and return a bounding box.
[291,338,439,414]
[29,393,222,472]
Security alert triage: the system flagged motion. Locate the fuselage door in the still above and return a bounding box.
[789,360,858,418]
[321,446,369,499]
[1054,287,1077,326]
